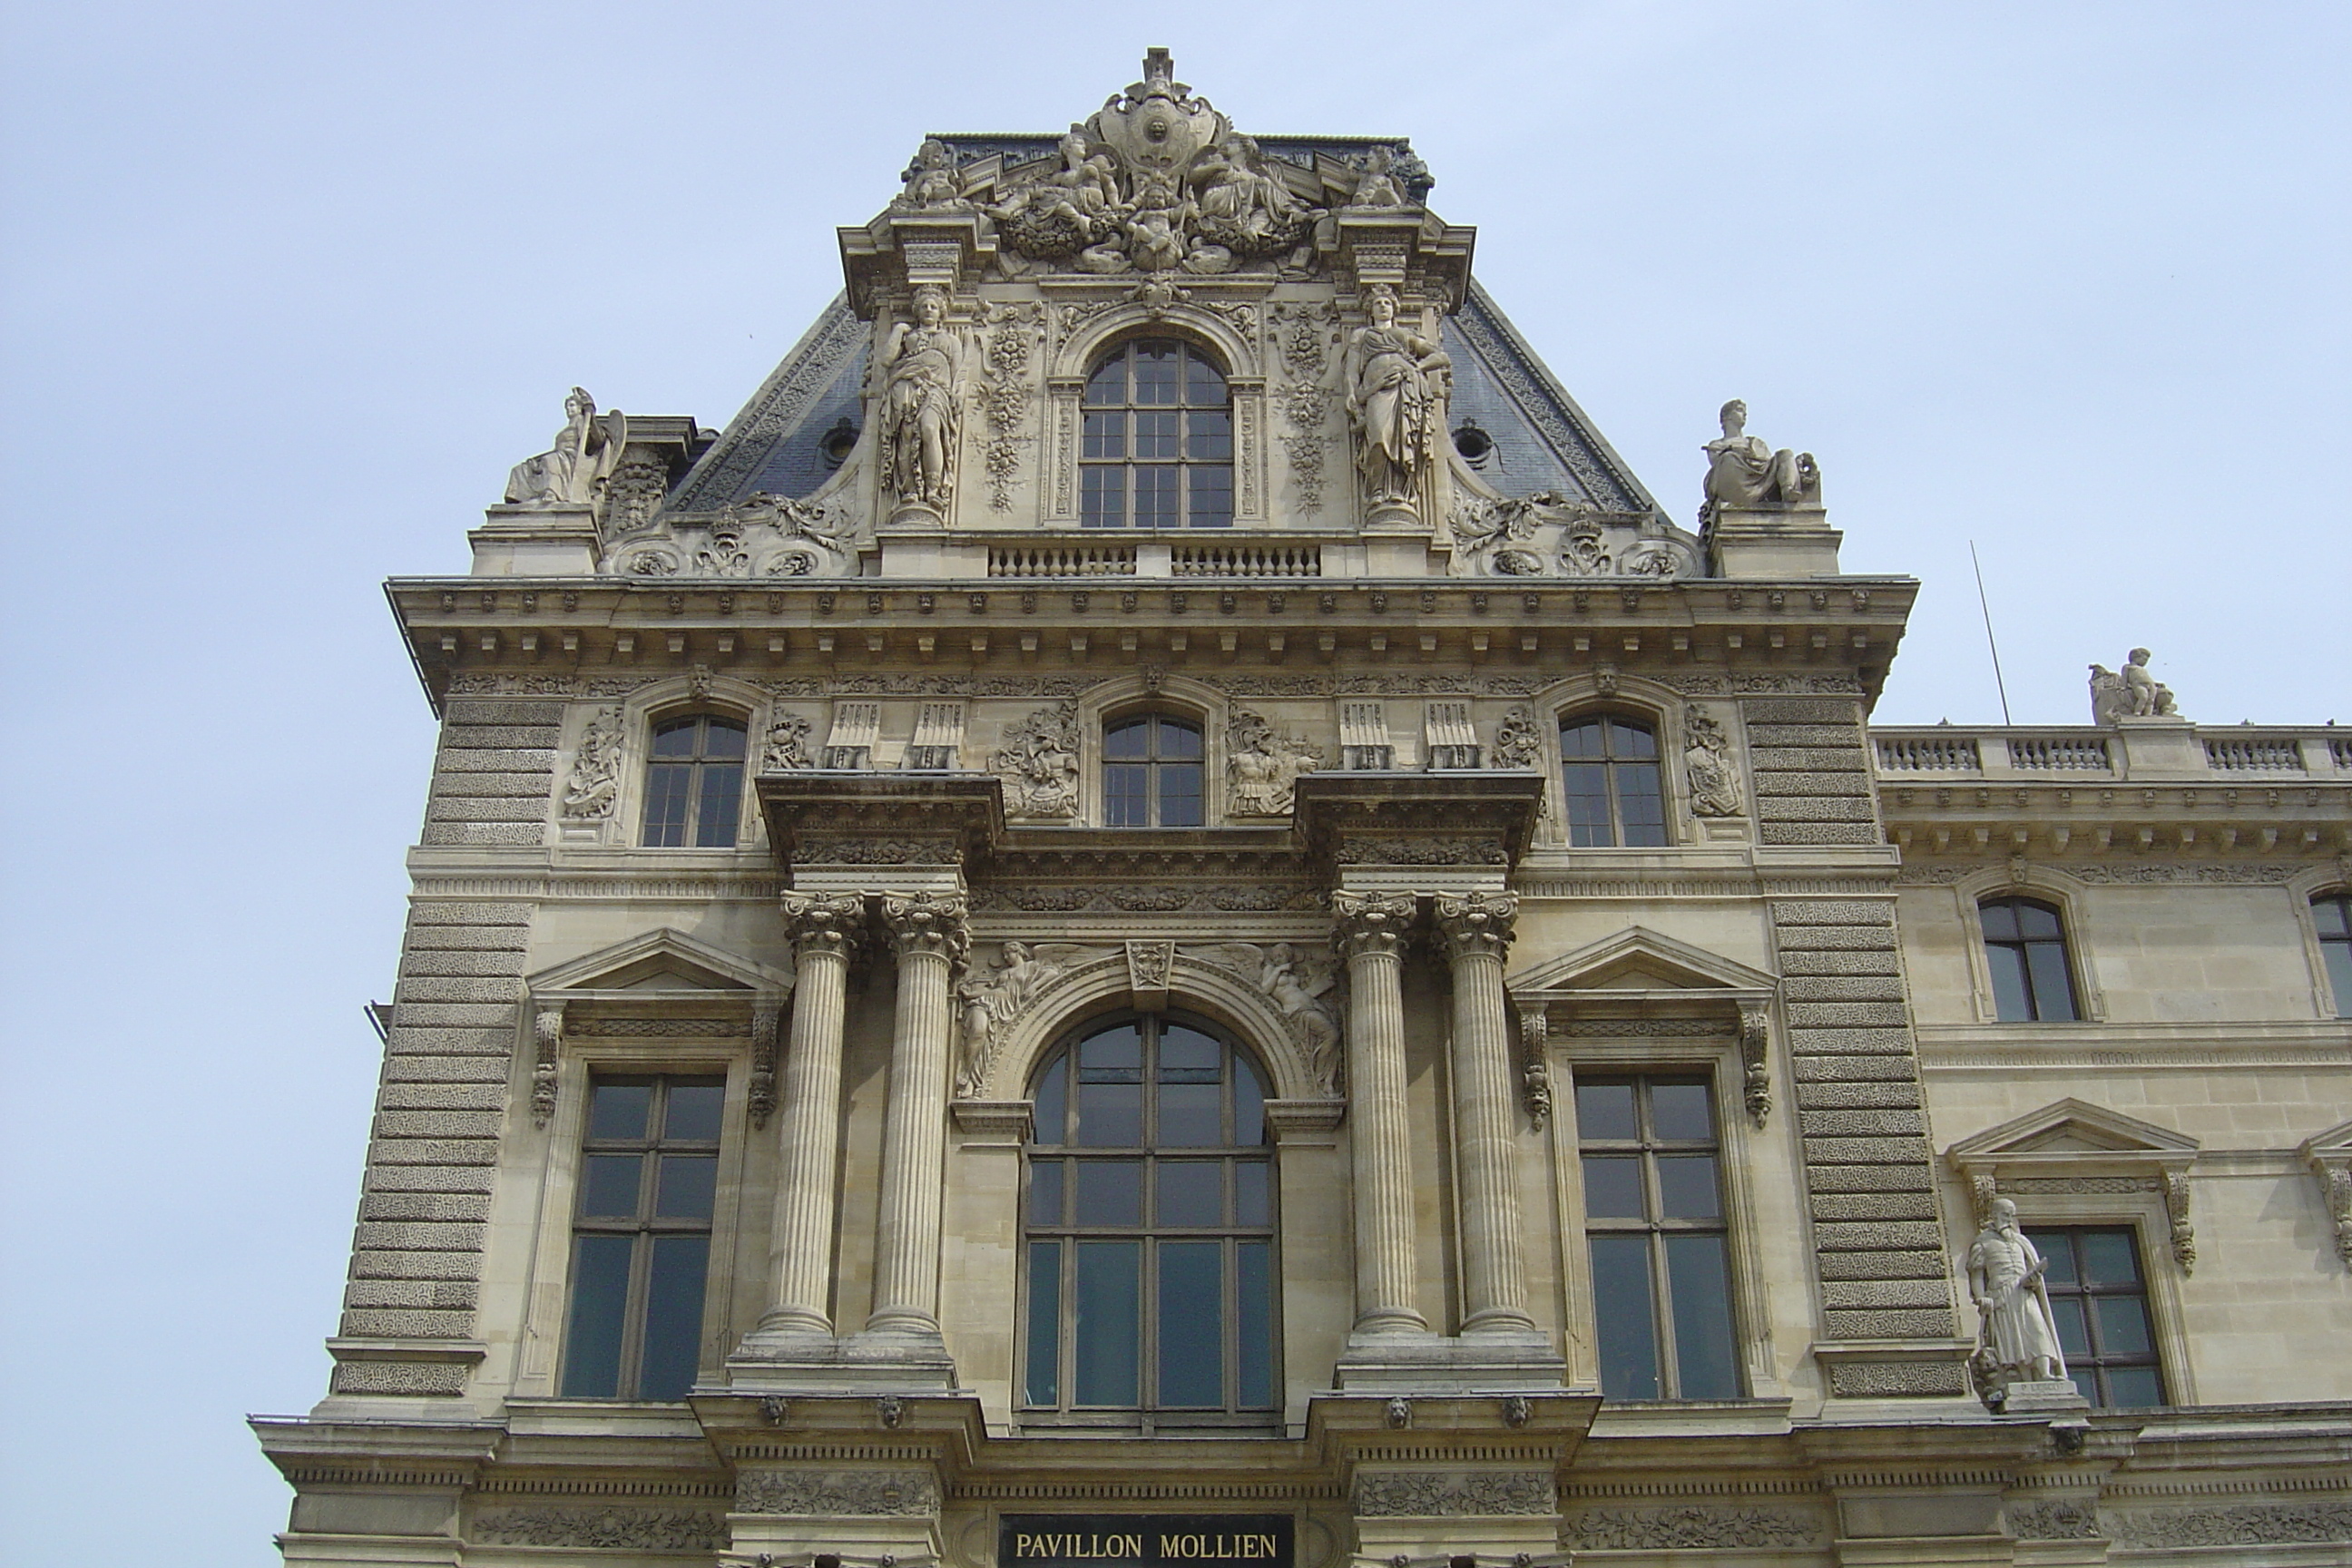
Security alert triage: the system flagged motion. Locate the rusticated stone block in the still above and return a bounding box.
[1782,975,1908,1002]
[1826,1360,1969,1397]
[1804,1161,1934,1193]
[372,1110,504,1140]
[1751,771,1874,798]
[428,771,556,798]
[1790,1080,1921,1110]
[1823,1308,1957,1339]
[365,1162,497,1194]
[1742,723,1862,747]
[1822,1279,1956,1309]
[366,1136,499,1166]
[444,699,566,726]
[1770,900,1895,926]
[355,1220,487,1252]
[436,724,562,750]
[1758,795,1877,822]
[1789,1055,1921,1083]
[1748,746,1868,772]
[426,796,551,823]
[1809,1192,1941,1223]
[399,949,527,978]
[395,976,525,1004]
[1802,1135,1934,1167]
[1812,1220,1948,1251]
[1759,822,1879,845]
[377,1082,507,1111]
[330,1360,469,1396]
[1742,698,1864,724]
[382,1055,512,1084]
[1780,950,1901,977]
[1774,926,1896,952]
[407,902,533,926]
[348,1249,485,1280]
[338,1308,477,1339]
[1798,1108,1927,1138]
[360,1191,493,1222]
[421,821,546,847]
[1786,1026,1915,1054]
[1816,1247,1950,1279]
[432,747,557,773]
[387,1025,515,1056]
[342,1279,478,1310]
[387,1004,515,1030]
[1787,1001,1914,1028]
[402,925,531,954]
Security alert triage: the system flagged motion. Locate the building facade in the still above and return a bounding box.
[255,54,2352,1568]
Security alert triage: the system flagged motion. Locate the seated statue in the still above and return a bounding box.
[1700,399,1819,524]
[505,387,618,508]
[2092,649,2178,724]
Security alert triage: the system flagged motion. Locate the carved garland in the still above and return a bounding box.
[1353,1472,1556,1518]
[530,1003,564,1128]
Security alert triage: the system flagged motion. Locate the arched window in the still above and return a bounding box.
[1559,714,1667,847]
[1979,897,2080,1022]
[1021,1016,1277,1418]
[641,714,747,848]
[2312,892,2352,1018]
[1103,713,1203,828]
[1082,338,1232,530]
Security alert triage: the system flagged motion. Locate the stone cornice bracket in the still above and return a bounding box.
[1331,889,1417,962]
[2298,1122,2352,1269]
[749,1001,783,1129]
[1737,999,1772,1130]
[780,890,869,966]
[1125,940,1174,1012]
[530,1000,566,1128]
[2163,1170,2196,1274]
[1433,890,1519,964]
[880,891,970,967]
[1516,1008,1553,1130]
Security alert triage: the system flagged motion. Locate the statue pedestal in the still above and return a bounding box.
[2112,714,2204,779]
[1706,504,1842,578]
[1996,1377,2091,1416]
[469,505,600,576]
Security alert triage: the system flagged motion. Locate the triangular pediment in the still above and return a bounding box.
[1947,1098,2199,1162]
[1507,926,1778,997]
[2299,1117,2352,1162]
[526,928,794,998]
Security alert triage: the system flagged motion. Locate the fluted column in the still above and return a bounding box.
[866,891,969,1336]
[1434,891,1536,1334]
[758,890,866,1338]
[1333,890,1426,1338]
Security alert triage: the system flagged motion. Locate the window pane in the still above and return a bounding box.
[1665,1233,1740,1399]
[1083,410,1127,459]
[561,1233,635,1398]
[693,763,743,848]
[2048,1295,2091,1358]
[2015,901,2063,939]
[1135,410,1180,459]
[1235,1161,1269,1226]
[2033,1230,2079,1286]
[1649,1082,1713,1142]
[701,720,747,760]
[638,1235,708,1400]
[2066,1367,2099,1406]
[1590,1236,1660,1399]
[1979,900,2022,940]
[1563,764,1613,847]
[1187,409,1232,458]
[1160,1025,1220,1080]
[1083,466,1126,528]
[1103,762,1148,826]
[1560,720,1603,759]
[1157,1240,1224,1407]
[2078,1230,2141,1289]
[1158,763,1204,827]
[1104,720,1150,759]
[1077,1027,1142,1145]
[1575,1082,1637,1142]
[1135,466,1180,528]
[2024,941,2076,1021]
[1074,1159,1142,1226]
[1237,1240,1273,1407]
[1030,1160,1064,1224]
[651,720,699,758]
[663,1083,725,1142]
[1986,943,2034,1023]
[2313,897,2350,938]
[1157,1161,1222,1227]
[1158,720,1203,760]
[1617,762,1667,847]
[1086,357,1126,406]
[588,1083,652,1142]
[1025,1240,1062,1406]
[1185,351,1225,406]
[1656,1156,1721,1220]
[1133,344,1179,405]
[1581,1156,1644,1219]
[2323,933,2352,1018]
[2094,1296,2154,1357]
[2103,1365,2163,1407]
[654,1155,718,1220]
[642,763,691,847]
[580,1154,643,1219]
[1188,466,1233,528]
[1611,720,1657,759]
[1232,1055,1265,1146]
[1034,1056,1068,1144]
[1073,1240,1141,1406]
[1158,1084,1221,1147]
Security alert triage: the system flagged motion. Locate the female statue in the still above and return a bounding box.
[877,286,964,512]
[504,387,616,507]
[1342,284,1451,514]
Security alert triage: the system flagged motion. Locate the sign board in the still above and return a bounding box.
[1000,1515,1294,1568]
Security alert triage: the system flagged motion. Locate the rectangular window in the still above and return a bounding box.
[1574,1074,1740,1400]
[2027,1226,2165,1408]
[561,1075,724,1401]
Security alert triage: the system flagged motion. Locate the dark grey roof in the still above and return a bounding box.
[666,296,867,514]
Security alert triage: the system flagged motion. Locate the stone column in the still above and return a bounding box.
[866,892,968,1338]
[1333,890,1426,1338]
[1434,891,1536,1334]
[757,890,866,1338]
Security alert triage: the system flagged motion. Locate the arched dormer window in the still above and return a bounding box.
[1021,1015,1278,1418]
[641,714,747,848]
[1978,896,2080,1022]
[1082,338,1231,530]
[1560,713,1667,847]
[1103,713,1203,828]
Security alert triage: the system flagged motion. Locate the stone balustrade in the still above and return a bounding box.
[1872,723,2349,784]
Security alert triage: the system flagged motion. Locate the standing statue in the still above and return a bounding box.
[2089,648,2179,725]
[1699,399,1819,525]
[1343,284,1452,521]
[505,387,621,508]
[1965,1198,2068,1401]
[877,286,965,515]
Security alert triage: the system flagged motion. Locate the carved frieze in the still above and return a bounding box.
[1181,943,1340,1093]
[2106,1503,2352,1549]
[734,1468,942,1517]
[472,1506,726,1551]
[1563,1505,1819,1551]
[1354,1471,1556,1518]
[956,943,1116,1097]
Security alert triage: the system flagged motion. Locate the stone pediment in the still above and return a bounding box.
[1947,1099,2201,1273]
[1506,926,1778,1001]
[525,928,795,1002]
[1946,1099,2200,1164]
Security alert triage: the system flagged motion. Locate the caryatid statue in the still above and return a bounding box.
[876,285,965,519]
[1343,283,1453,524]
[1699,398,1820,525]
[1965,1197,2069,1396]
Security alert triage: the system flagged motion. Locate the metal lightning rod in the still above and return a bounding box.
[1969,539,2013,726]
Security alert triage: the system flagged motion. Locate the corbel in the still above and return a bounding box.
[749,999,783,1129]
[2313,1160,2352,1269]
[530,1000,565,1128]
[2163,1170,2196,1274]
[1515,1007,1552,1130]
[1736,998,1771,1129]
[1125,940,1173,1013]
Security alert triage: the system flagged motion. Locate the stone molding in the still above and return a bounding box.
[736,1468,942,1517]
[1352,1471,1556,1518]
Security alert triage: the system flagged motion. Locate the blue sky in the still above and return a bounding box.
[2,2,2345,1561]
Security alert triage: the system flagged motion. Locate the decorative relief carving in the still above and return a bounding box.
[1684,708,1744,818]
[1125,939,1173,996]
[956,943,1112,1097]
[797,836,963,867]
[2316,1161,2352,1268]
[1335,837,1508,867]
[2106,1503,2352,1549]
[564,1017,740,1038]
[750,1004,781,1129]
[472,1506,725,1551]
[1898,862,2311,887]
[560,708,624,821]
[975,301,1044,511]
[530,1003,564,1128]
[1563,1506,1818,1551]
[1182,943,1340,1093]
[762,710,815,771]
[1736,1001,1771,1128]
[883,892,971,965]
[1517,1010,1553,1129]
[1449,492,1698,581]
[2008,1502,2101,1541]
[1227,709,1322,817]
[994,701,1082,818]
[2164,1169,2197,1274]
[972,884,1322,914]
[734,1468,942,1517]
[1432,892,1519,963]
[1354,1472,1556,1518]
[1332,890,1416,963]
[1491,704,1542,769]
[780,891,867,963]
[1271,301,1339,512]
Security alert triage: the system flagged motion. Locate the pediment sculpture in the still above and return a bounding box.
[603,491,863,580]
[1450,490,1700,580]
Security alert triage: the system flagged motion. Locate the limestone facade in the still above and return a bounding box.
[257,54,2352,1568]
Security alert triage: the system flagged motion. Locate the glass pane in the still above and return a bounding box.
[1085,357,1126,406]
[2015,901,2063,939]
[1590,1235,1660,1399]
[2094,1296,2155,1357]
[2025,940,2076,1021]
[1237,1240,1273,1407]
[1159,720,1203,760]
[642,763,691,847]
[1157,1241,1224,1407]
[1560,720,1603,759]
[1232,1055,1265,1146]
[1986,943,2034,1023]
[560,1233,635,1398]
[1133,343,1180,405]
[663,1083,726,1142]
[1074,1159,1142,1226]
[1235,1161,1269,1226]
[1649,1082,1714,1142]
[2067,1367,2098,1406]
[1083,410,1126,459]
[1136,466,1180,528]
[1617,763,1667,847]
[1563,765,1613,847]
[1104,720,1150,759]
[2325,937,2352,1019]
[1160,1025,1220,1080]
[701,720,747,760]
[1157,1161,1222,1227]
[651,720,699,758]
[1158,1084,1221,1146]
[654,1155,717,1220]
[638,1234,708,1399]
[1187,409,1232,458]
[2030,1230,2079,1287]
[1034,1055,1068,1144]
[1665,1233,1740,1399]
[1185,350,1225,406]
[1077,1027,1142,1145]
[1978,900,2022,940]
[1656,1156,1721,1220]
[1611,720,1657,759]
[1103,762,1148,826]
[1581,1156,1644,1219]
[1030,1160,1064,1224]
[2079,1230,2142,1289]
[1574,1082,1637,1142]
[2103,1365,2163,1407]
[1025,1240,1062,1406]
[1073,1240,1141,1406]
[1135,410,1180,459]
[1187,466,1232,528]
[2049,1295,2091,1358]
[588,1083,652,1142]
[2313,897,2350,939]
[693,763,743,848]
[1082,466,1126,529]
[1158,763,1204,827]
[580,1154,642,1218]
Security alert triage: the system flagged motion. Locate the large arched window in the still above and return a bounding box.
[1082,338,1232,530]
[1978,896,2080,1022]
[1560,713,1667,847]
[1021,1016,1277,1420]
[641,714,747,848]
[1102,713,1203,828]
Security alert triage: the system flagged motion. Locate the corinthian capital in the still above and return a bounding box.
[1332,890,1417,962]
[881,890,970,964]
[1433,891,1518,963]
[780,890,867,961]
